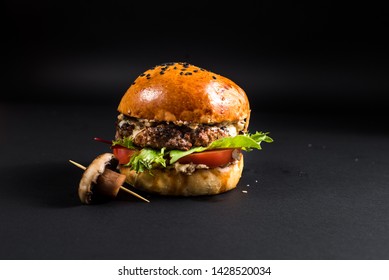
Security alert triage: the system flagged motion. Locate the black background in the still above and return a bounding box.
[4,1,389,114]
[1,1,389,260]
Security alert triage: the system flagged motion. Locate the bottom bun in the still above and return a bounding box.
[119,156,244,196]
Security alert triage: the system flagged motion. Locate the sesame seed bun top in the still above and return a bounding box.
[117,62,250,126]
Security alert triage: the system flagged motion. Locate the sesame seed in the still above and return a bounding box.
[212,76,217,79]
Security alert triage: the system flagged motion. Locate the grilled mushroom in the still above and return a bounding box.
[78,153,126,204]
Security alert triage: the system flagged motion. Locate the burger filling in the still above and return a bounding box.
[115,114,246,151]
[112,114,273,174]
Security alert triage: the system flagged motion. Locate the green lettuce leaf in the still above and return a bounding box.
[126,147,166,173]
[112,137,137,149]
[169,131,273,164]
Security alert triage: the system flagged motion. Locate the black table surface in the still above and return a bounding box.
[1,101,388,260]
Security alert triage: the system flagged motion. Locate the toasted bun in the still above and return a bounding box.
[117,62,250,126]
[119,156,244,196]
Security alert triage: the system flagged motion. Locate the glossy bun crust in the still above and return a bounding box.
[119,156,244,196]
[117,62,250,125]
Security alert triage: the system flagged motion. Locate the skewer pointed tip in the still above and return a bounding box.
[120,186,150,203]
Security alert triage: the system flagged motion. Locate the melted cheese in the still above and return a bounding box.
[174,162,209,175]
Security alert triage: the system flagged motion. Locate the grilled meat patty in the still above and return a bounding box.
[115,114,245,151]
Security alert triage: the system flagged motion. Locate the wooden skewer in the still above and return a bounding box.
[69,160,150,203]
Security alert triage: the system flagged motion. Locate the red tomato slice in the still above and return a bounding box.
[178,149,238,168]
[112,146,137,164]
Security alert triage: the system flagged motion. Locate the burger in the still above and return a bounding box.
[110,62,273,196]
